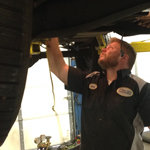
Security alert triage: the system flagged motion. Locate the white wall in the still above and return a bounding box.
[0,122,20,150]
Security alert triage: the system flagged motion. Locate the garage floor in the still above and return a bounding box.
[29,143,150,150]
[143,142,150,150]
[142,130,150,150]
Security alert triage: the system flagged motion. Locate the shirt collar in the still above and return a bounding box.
[101,69,131,78]
[117,69,131,78]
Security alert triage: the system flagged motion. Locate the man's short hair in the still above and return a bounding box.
[109,37,136,70]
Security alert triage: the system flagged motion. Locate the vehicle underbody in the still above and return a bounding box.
[0,0,150,146]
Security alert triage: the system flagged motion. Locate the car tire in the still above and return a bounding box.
[0,0,33,146]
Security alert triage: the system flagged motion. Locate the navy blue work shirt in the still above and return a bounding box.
[66,66,150,150]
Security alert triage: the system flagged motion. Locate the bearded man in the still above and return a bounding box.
[46,37,150,150]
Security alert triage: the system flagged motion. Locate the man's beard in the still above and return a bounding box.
[98,54,119,70]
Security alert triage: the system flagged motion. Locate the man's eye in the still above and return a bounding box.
[108,46,113,49]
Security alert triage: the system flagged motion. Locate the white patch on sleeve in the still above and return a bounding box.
[130,74,146,92]
[86,71,100,78]
[131,113,144,150]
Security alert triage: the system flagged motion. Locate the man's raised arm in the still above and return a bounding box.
[46,38,69,85]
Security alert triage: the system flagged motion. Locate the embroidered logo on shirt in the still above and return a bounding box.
[116,87,133,97]
[89,83,97,90]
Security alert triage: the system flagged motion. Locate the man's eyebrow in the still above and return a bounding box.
[107,45,114,48]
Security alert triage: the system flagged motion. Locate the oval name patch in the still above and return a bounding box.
[89,83,97,90]
[117,87,133,97]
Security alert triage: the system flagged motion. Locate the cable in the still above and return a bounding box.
[120,36,124,57]
[49,68,56,112]
[46,47,65,142]
[46,51,56,112]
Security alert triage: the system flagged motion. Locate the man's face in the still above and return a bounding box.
[98,42,121,70]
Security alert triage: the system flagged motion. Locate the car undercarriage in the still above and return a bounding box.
[0,0,150,146]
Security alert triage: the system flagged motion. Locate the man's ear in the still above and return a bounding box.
[120,54,129,63]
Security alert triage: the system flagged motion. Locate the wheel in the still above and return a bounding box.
[0,0,33,146]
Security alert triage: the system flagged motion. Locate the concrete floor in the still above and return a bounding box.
[143,142,150,150]
[142,130,150,150]
[30,143,150,150]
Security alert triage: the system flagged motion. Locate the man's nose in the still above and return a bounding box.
[102,47,106,52]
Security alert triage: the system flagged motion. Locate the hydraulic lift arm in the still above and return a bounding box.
[131,41,150,52]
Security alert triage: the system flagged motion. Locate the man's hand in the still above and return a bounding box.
[45,38,59,48]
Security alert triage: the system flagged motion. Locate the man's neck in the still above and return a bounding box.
[106,68,118,82]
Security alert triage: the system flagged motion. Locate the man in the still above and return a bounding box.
[46,37,150,150]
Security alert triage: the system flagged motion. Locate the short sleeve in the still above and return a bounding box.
[65,66,88,94]
[138,83,150,126]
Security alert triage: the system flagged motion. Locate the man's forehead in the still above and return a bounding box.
[109,42,121,49]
